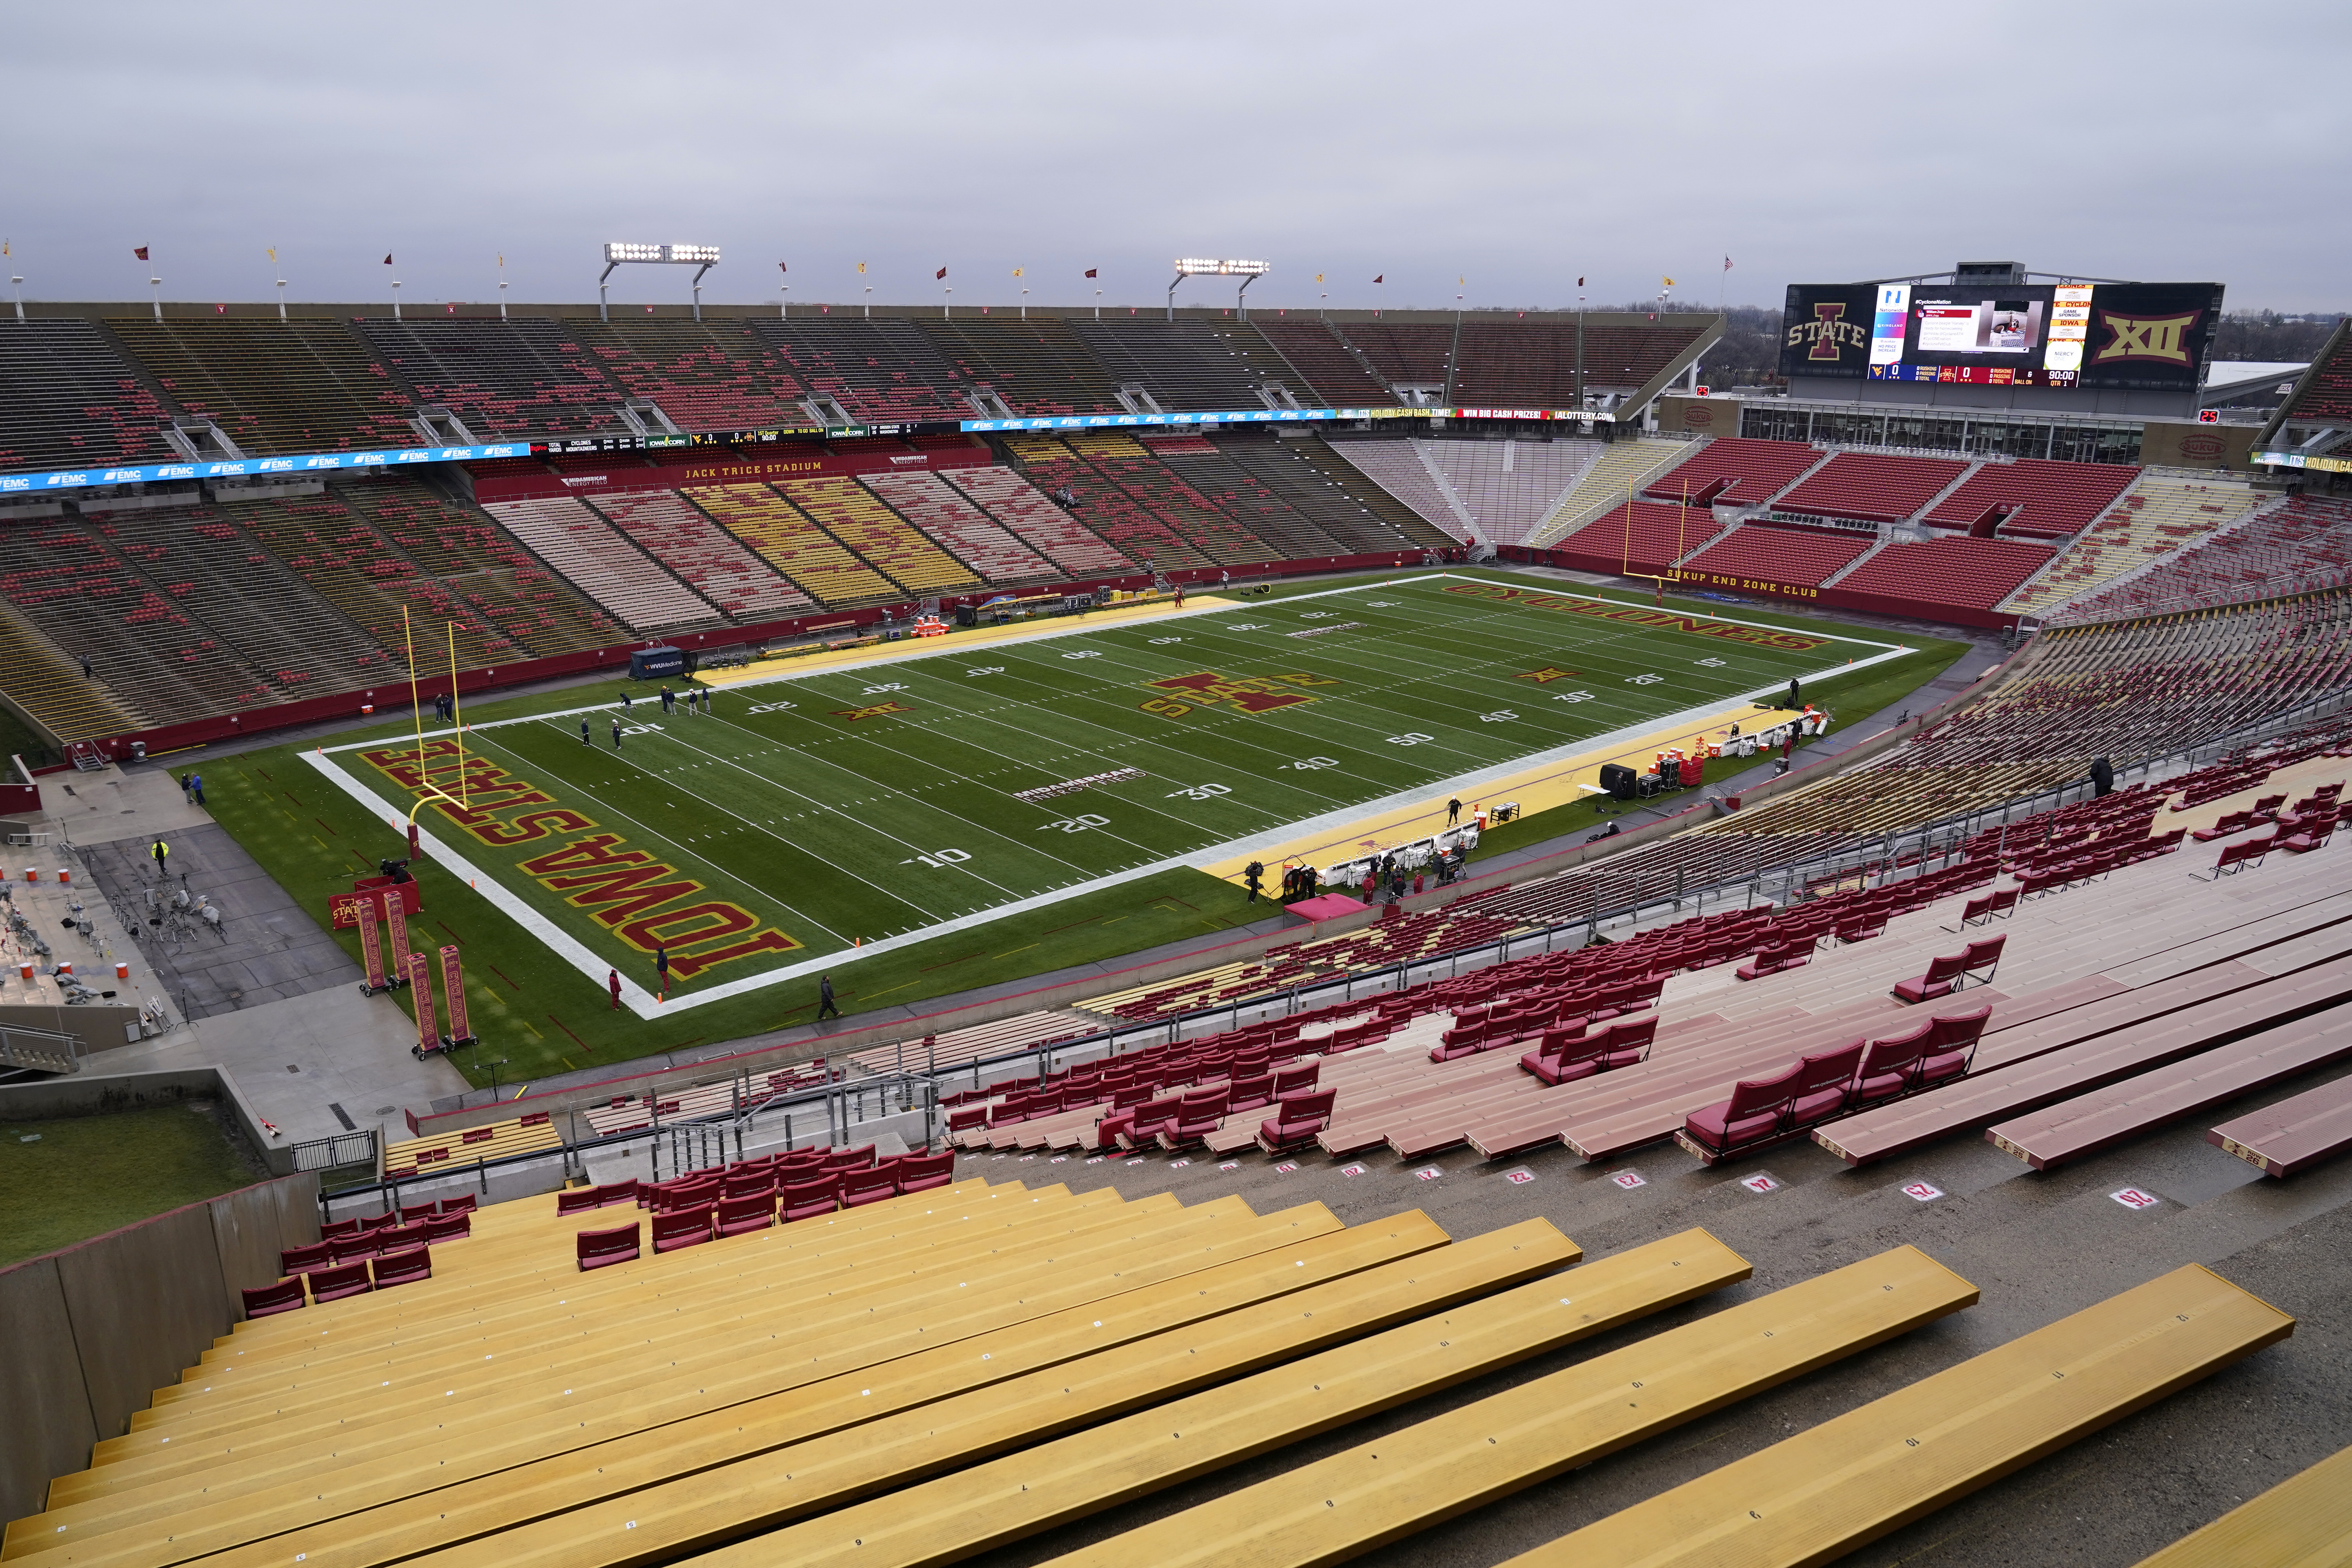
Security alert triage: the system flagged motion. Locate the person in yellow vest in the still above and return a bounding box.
[151,838,169,878]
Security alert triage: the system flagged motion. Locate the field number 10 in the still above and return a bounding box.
[903,848,972,868]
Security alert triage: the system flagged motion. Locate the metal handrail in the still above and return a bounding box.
[321,1070,938,1220]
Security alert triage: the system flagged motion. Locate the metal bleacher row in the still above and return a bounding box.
[18,1096,2327,1564]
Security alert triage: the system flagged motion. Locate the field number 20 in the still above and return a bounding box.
[1039,814,1111,833]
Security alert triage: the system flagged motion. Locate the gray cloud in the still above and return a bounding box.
[4,0,2344,313]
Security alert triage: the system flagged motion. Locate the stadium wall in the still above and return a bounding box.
[0,1169,320,1523]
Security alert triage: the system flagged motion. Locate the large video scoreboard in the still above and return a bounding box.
[1781,279,2223,392]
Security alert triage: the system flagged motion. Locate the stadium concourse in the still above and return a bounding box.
[6,301,2352,1568]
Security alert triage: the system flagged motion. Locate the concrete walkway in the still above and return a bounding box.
[27,763,468,1147]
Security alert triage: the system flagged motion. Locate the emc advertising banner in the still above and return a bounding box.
[1780,281,2222,392]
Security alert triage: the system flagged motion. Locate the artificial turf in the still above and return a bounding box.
[0,1102,265,1267]
[202,569,1962,1086]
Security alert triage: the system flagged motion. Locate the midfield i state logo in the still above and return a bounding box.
[1139,670,1336,719]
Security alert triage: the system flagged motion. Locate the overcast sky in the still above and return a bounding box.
[5,0,2345,316]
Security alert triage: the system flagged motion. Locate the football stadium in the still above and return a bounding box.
[6,94,2352,1567]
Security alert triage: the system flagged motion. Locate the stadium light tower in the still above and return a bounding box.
[599,243,722,323]
[1169,258,1269,321]
[10,275,22,323]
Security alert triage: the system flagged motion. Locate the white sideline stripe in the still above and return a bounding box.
[303,576,1911,1017]
[313,572,1899,754]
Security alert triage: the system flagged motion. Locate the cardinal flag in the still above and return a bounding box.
[778,260,787,273]
[1084,268,1097,278]
[935,266,947,280]
[1372,274,1383,284]
[1577,276,1584,287]
[134,246,149,261]
[384,254,394,265]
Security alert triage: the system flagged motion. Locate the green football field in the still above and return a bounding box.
[300,573,1904,1019]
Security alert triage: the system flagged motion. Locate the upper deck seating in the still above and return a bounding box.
[1831,534,2055,615]
[0,319,180,474]
[573,319,809,432]
[775,475,980,595]
[1071,320,1308,412]
[1678,521,1875,589]
[479,495,723,631]
[1923,457,2138,539]
[936,464,1134,578]
[1640,436,1820,507]
[358,318,640,439]
[1332,323,1453,393]
[585,489,811,618]
[107,317,419,454]
[750,317,969,423]
[1252,323,1399,406]
[918,316,1125,417]
[1450,318,1710,405]
[1775,451,1972,524]
[683,482,900,605]
[858,470,1057,584]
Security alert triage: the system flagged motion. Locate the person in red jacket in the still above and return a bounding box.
[608,968,622,1011]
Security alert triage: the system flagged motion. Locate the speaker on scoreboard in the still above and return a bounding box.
[1599,763,1639,801]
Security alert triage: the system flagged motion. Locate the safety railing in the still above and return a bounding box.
[288,1128,379,1174]
[0,1021,81,1075]
[318,1070,938,1222]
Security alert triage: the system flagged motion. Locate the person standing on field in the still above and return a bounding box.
[581,717,591,745]
[608,968,622,1011]
[661,685,675,715]
[817,974,840,1020]
[612,717,623,748]
[655,946,669,1000]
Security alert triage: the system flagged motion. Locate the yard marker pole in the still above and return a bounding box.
[448,621,468,808]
